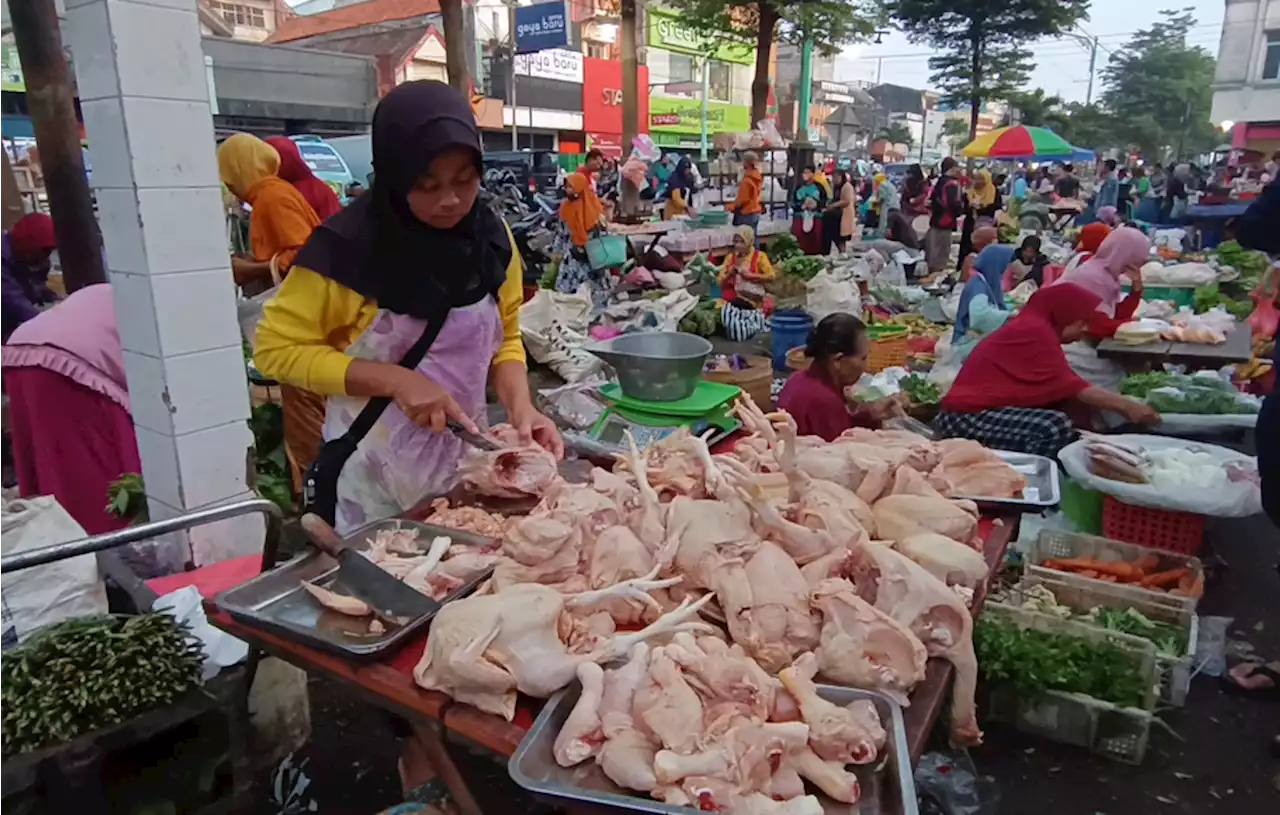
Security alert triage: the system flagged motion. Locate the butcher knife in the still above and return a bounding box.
[299,513,439,625]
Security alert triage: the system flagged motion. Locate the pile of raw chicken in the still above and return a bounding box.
[415,397,1024,812]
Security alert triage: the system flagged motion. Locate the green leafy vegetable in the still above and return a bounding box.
[899,374,940,406]
[1120,371,1257,414]
[2,615,204,756]
[105,472,149,525]
[767,233,802,264]
[1193,283,1253,319]
[777,255,827,281]
[679,299,722,337]
[1081,607,1189,656]
[1215,240,1269,289]
[975,616,1148,709]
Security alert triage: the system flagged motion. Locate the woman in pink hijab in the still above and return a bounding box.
[1057,225,1150,336]
[2,284,141,536]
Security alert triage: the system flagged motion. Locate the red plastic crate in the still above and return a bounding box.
[1101,496,1205,555]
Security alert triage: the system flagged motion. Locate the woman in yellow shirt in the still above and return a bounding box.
[253,81,562,531]
[718,226,777,341]
[664,157,697,218]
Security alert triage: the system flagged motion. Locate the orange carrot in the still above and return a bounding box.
[1187,574,1205,598]
[1140,568,1188,589]
[1057,558,1135,579]
[1177,572,1195,592]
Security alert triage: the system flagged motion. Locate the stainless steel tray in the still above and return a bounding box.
[953,450,1061,511]
[508,682,917,815]
[214,518,496,661]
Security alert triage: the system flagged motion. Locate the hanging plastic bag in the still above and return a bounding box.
[915,750,1001,815]
[805,268,861,324]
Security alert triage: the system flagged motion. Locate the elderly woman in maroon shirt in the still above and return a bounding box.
[776,313,908,440]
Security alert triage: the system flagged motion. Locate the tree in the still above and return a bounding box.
[879,121,914,148]
[941,118,970,140]
[1055,101,1121,152]
[1099,8,1217,162]
[892,1,1089,140]
[664,1,881,126]
[440,0,468,92]
[1003,88,1068,132]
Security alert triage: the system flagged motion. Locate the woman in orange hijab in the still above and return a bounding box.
[218,134,321,292]
[553,171,607,296]
[218,133,325,490]
[1063,222,1112,273]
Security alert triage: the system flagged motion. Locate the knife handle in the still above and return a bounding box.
[300,513,347,558]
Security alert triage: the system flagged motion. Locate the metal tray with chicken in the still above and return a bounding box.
[942,449,1061,511]
[215,519,501,660]
[509,638,918,815]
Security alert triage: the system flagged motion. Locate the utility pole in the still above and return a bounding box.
[797,38,814,143]
[700,58,710,162]
[508,1,519,149]
[441,0,470,93]
[9,0,105,293]
[620,0,639,219]
[1085,35,1098,105]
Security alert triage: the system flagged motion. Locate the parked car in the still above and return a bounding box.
[289,135,357,204]
[482,150,561,196]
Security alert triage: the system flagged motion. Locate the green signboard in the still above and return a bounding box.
[646,8,754,65]
[649,96,751,136]
[2,39,25,93]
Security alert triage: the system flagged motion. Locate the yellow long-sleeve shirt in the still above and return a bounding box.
[253,253,527,396]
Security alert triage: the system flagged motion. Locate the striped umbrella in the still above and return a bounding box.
[961,125,1075,158]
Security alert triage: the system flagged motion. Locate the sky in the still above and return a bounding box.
[834,1,1226,104]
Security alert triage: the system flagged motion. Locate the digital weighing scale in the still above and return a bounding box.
[584,380,743,455]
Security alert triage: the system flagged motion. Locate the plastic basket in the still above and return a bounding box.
[981,603,1159,764]
[1059,477,1103,535]
[866,325,909,373]
[1013,573,1199,707]
[1123,284,1196,307]
[1101,496,1205,555]
[585,234,628,270]
[1024,528,1203,612]
[697,210,733,227]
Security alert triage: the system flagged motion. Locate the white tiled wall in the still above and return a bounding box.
[67,0,264,566]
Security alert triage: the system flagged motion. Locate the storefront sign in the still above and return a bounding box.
[514,48,583,84]
[648,96,750,136]
[645,8,754,65]
[581,57,649,136]
[514,1,569,55]
[586,133,625,158]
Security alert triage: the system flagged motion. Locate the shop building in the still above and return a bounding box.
[581,56,649,158]
[643,6,753,150]
[1211,0,1280,155]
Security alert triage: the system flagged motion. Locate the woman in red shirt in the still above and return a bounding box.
[1057,226,1151,340]
[933,283,1158,455]
[777,314,908,440]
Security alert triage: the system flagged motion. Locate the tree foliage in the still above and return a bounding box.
[1003,88,1069,134]
[1055,102,1122,152]
[1098,8,1217,161]
[879,121,915,148]
[662,1,881,126]
[891,0,1089,140]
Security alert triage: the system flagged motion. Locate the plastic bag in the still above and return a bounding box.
[915,750,1001,815]
[1,495,109,649]
[1058,434,1262,517]
[805,268,861,324]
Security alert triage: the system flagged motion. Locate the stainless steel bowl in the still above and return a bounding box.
[585,331,713,402]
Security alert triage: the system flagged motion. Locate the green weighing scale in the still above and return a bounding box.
[586,380,743,455]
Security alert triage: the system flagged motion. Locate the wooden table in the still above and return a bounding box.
[1097,326,1253,365]
[209,517,1016,811]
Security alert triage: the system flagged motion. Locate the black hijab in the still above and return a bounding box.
[294,81,511,318]
[904,164,926,199]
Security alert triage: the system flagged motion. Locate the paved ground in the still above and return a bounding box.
[261,477,1280,814]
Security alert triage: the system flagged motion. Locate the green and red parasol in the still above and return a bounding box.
[961,125,1074,158]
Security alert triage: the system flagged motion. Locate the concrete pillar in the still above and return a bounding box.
[64,0,261,567]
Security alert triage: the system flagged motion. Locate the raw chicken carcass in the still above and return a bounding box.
[300,581,370,616]
[927,438,1026,499]
[422,498,508,538]
[414,569,712,720]
[894,532,989,590]
[553,662,605,766]
[872,494,980,547]
[740,541,821,672]
[839,427,940,472]
[633,646,705,753]
[457,424,559,498]
[778,652,884,765]
[888,464,947,500]
[588,525,660,625]
[788,746,862,804]
[846,543,982,745]
[810,578,928,705]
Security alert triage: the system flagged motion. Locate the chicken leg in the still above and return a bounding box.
[778,652,885,764]
[553,662,605,766]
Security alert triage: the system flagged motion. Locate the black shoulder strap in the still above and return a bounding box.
[340,300,451,446]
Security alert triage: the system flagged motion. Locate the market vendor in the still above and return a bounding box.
[777,313,909,441]
[718,226,775,341]
[967,169,1002,222]
[728,151,764,243]
[952,244,1014,359]
[1004,235,1049,289]
[791,165,826,255]
[266,136,342,222]
[934,283,1159,455]
[958,225,998,281]
[821,169,857,255]
[925,158,965,278]
[253,81,563,534]
[553,171,606,298]
[2,212,59,341]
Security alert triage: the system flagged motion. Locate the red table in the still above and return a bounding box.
[208,517,1016,811]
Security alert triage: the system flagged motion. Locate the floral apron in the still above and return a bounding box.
[323,298,503,534]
